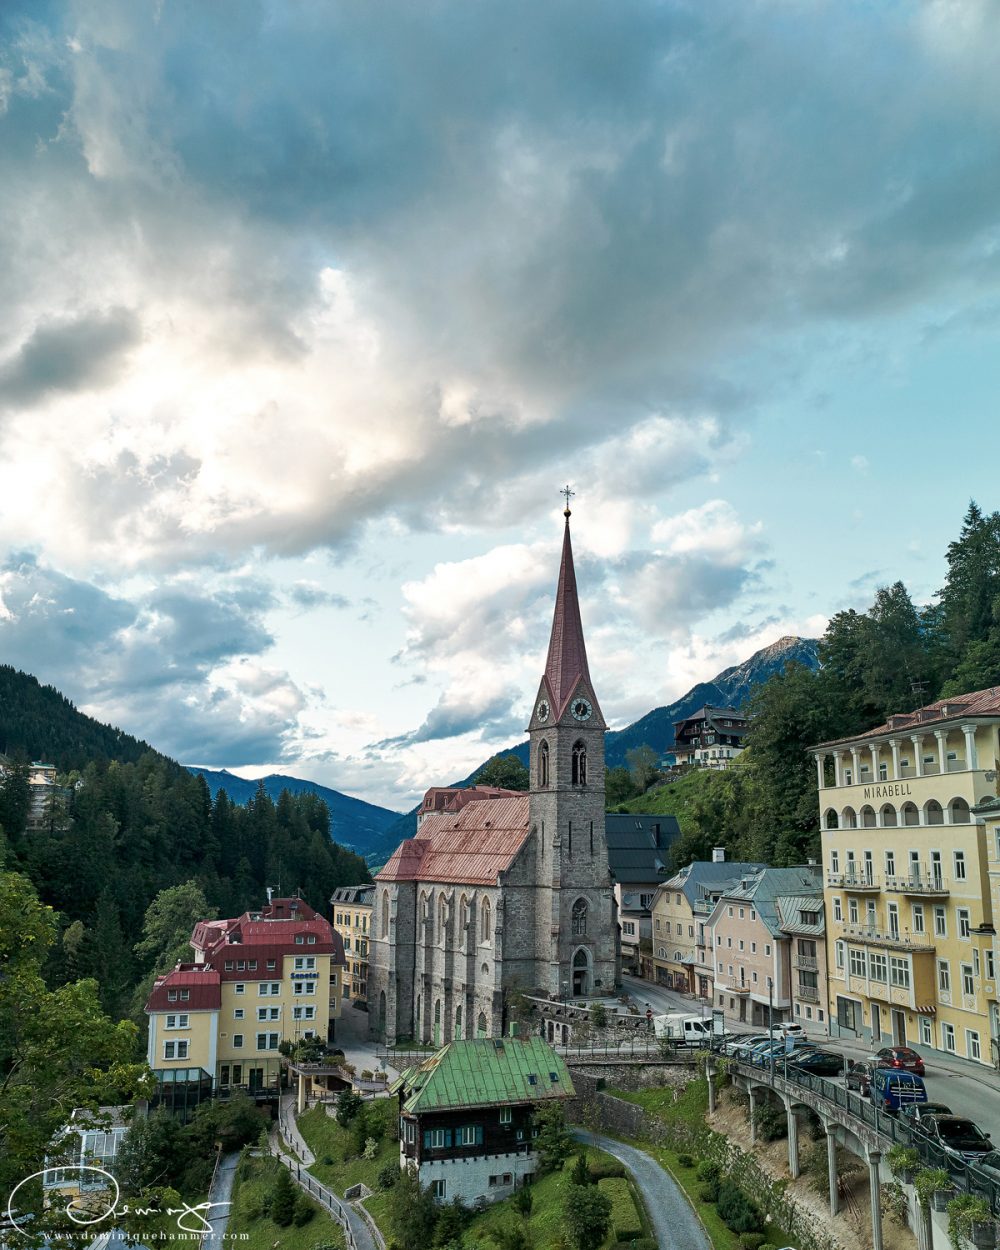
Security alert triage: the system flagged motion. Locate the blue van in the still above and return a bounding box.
[870,1067,927,1115]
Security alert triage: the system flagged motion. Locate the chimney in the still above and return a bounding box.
[712,847,726,863]
[266,886,274,905]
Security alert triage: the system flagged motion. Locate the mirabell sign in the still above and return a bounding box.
[862,783,913,800]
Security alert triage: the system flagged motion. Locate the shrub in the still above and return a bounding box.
[571,1153,592,1187]
[677,1153,695,1168]
[377,1163,399,1190]
[947,1193,992,1250]
[739,1235,767,1250]
[361,1069,374,1080]
[270,1167,296,1227]
[696,1160,721,1185]
[513,1184,533,1216]
[717,1181,763,1235]
[914,1168,952,1210]
[321,1153,334,1166]
[598,1178,642,1242]
[752,1101,787,1142]
[759,1244,778,1250]
[433,1198,471,1246]
[587,1160,626,1182]
[363,1137,378,1160]
[563,1183,613,1250]
[697,1183,719,1204]
[887,1145,920,1179]
[292,1193,316,1226]
[336,1089,362,1125]
[881,1181,909,1227]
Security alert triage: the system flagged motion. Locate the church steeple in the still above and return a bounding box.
[541,510,604,725]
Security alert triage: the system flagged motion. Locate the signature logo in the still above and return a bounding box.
[6,1167,232,1236]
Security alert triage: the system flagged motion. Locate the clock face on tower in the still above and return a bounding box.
[536,698,549,722]
[571,697,593,722]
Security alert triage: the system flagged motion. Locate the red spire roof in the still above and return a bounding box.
[544,519,593,715]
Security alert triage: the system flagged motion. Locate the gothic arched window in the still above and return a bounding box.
[438,894,447,939]
[572,898,588,936]
[381,890,389,938]
[481,896,492,942]
[538,739,549,788]
[572,741,587,786]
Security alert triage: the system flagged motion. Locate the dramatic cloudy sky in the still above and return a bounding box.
[2,0,999,810]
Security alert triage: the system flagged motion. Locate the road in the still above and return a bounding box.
[573,1128,711,1250]
[622,973,1000,1138]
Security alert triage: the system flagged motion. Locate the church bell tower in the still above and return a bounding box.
[528,494,619,998]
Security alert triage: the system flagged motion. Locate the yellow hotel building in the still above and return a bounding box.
[815,689,1000,1066]
[145,895,345,1111]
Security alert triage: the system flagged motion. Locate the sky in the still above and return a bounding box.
[1,0,1000,812]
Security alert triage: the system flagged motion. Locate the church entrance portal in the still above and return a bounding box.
[572,947,592,996]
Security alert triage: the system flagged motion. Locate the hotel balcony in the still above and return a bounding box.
[793,954,819,971]
[839,922,935,953]
[826,871,880,893]
[718,978,751,995]
[884,874,949,898]
[796,984,820,1003]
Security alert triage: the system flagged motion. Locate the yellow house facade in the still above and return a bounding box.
[815,689,1000,1064]
[331,884,373,1004]
[145,896,346,1109]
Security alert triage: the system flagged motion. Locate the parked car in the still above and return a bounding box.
[869,1068,927,1115]
[922,1115,993,1163]
[899,1101,954,1131]
[845,1056,888,1094]
[876,1046,925,1076]
[751,1039,816,1067]
[969,1150,1000,1184]
[719,1032,759,1055]
[789,1050,845,1077]
[776,1022,807,1040]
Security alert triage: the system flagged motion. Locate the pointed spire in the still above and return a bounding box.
[543,513,593,715]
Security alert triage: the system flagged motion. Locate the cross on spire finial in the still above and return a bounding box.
[561,484,575,519]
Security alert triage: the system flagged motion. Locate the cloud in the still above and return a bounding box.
[287,581,351,611]
[0,554,305,764]
[0,307,140,408]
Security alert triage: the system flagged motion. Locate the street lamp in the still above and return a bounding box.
[767,977,775,1086]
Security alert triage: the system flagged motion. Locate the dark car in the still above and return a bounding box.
[899,1101,953,1131]
[970,1151,1000,1184]
[789,1050,845,1077]
[877,1046,925,1076]
[922,1115,993,1163]
[845,1056,888,1094]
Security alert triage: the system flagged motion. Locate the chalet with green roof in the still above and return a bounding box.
[392,1036,574,1205]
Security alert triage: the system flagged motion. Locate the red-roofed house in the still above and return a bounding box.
[370,511,620,1044]
[145,896,345,1110]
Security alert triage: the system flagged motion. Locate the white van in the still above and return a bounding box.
[652,1013,722,1046]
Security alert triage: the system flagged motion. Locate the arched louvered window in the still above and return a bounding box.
[381,890,389,938]
[538,739,549,788]
[572,741,587,786]
[481,896,492,941]
[572,897,588,936]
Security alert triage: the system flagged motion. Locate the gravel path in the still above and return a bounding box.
[573,1128,711,1250]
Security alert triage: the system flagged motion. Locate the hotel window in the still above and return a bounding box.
[934,907,947,937]
[844,768,853,785]
[248,960,257,971]
[833,897,842,922]
[163,1040,188,1060]
[457,1125,480,1146]
[954,851,967,881]
[234,1008,244,1020]
[967,1031,982,1061]
[500,1107,512,1124]
[224,961,234,971]
[259,982,281,996]
[831,850,840,874]
[166,990,177,1002]
[235,983,245,995]
[848,899,859,924]
[988,949,996,980]
[431,1180,446,1200]
[889,957,910,990]
[295,935,305,945]
[879,762,888,781]
[293,981,316,995]
[869,953,887,983]
[765,944,771,956]
[256,1032,280,1051]
[884,850,895,877]
[308,935,316,944]
[919,1017,933,1047]
[165,1014,189,1029]
[294,957,316,971]
[267,959,277,970]
[938,961,951,992]
[912,905,925,934]
[849,948,866,977]
[236,961,246,971]
[959,909,971,939]
[942,1023,957,1053]
[962,964,975,996]
[739,908,744,919]
[233,1034,243,1048]
[179,989,189,1001]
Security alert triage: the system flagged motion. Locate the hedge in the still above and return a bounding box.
[598,1177,643,1241]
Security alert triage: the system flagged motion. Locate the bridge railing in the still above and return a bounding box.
[730,1058,1000,1214]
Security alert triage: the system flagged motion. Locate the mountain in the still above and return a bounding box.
[367,635,821,863]
[187,766,402,856]
[604,635,821,767]
[0,664,165,771]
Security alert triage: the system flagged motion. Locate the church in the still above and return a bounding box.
[368,505,620,1044]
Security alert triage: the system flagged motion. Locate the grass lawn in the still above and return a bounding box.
[609,1078,794,1250]
[298,1099,398,1197]
[227,1154,346,1250]
[460,1146,649,1250]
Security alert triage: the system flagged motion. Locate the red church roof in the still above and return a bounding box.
[377,794,531,886]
